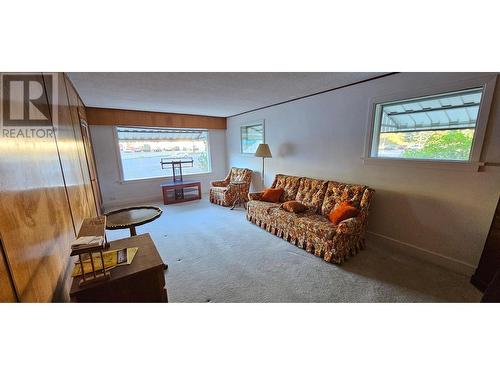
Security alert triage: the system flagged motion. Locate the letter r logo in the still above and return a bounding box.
[1,74,52,127]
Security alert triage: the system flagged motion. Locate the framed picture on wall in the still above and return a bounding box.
[241,120,265,154]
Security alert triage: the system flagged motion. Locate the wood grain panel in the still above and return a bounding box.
[86,107,227,129]
[44,72,92,232]
[0,236,17,302]
[0,73,75,302]
[76,95,103,214]
[66,77,102,213]
[64,75,98,217]
[81,122,103,214]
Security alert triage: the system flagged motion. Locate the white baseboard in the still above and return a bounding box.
[366,231,476,276]
[103,191,210,211]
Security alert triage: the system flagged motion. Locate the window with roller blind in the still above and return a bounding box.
[115,126,211,181]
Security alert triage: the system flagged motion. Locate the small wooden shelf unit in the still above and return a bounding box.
[70,216,109,286]
[161,180,202,205]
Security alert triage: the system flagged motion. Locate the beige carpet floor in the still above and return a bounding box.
[105,198,482,302]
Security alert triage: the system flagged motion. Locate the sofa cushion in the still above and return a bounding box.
[269,206,300,230]
[295,177,327,213]
[294,213,337,240]
[328,202,360,225]
[247,200,280,222]
[321,181,368,216]
[262,188,284,203]
[272,174,302,202]
[281,200,308,213]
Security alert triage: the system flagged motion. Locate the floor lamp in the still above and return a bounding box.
[254,143,272,187]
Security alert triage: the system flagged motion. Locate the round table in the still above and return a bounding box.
[105,206,163,236]
[105,206,167,269]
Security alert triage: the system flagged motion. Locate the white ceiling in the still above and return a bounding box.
[67,72,388,117]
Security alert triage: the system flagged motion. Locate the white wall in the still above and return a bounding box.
[90,126,227,209]
[226,73,500,275]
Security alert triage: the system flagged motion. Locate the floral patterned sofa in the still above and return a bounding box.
[209,167,253,207]
[247,174,375,264]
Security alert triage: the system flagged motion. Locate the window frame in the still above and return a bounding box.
[240,120,265,155]
[363,74,497,171]
[113,125,213,183]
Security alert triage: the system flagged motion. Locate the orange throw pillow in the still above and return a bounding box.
[328,201,360,224]
[261,188,284,203]
[281,200,308,213]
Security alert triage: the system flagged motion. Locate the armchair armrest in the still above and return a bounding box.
[248,192,264,201]
[211,180,229,187]
[336,217,363,235]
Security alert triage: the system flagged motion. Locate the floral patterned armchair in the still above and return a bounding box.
[209,167,253,207]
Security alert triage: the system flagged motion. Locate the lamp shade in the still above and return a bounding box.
[255,143,272,158]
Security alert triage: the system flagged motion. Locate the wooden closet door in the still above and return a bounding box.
[65,76,101,216]
[0,73,75,302]
[80,118,103,215]
[44,72,93,232]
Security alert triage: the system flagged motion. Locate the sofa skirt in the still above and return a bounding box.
[246,213,364,264]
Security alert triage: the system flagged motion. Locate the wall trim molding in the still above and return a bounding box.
[366,231,477,276]
[86,107,227,129]
[228,72,399,117]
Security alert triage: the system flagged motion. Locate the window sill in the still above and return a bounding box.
[362,157,484,172]
[119,171,213,184]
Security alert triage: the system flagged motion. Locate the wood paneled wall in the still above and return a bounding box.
[65,76,101,216]
[0,73,99,302]
[0,237,17,302]
[72,90,103,215]
[86,107,226,129]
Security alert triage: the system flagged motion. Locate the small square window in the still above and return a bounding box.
[241,121,264,154]
[370,88,484,162]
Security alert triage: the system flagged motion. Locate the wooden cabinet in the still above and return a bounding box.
[471,195,500,292]
[70,234,167,302]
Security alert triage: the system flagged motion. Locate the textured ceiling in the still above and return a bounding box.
[67,72,388,117]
